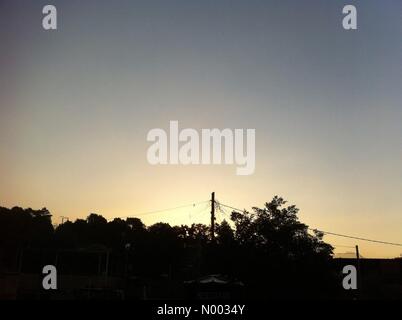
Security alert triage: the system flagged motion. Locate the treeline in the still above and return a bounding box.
[0,196,340,298]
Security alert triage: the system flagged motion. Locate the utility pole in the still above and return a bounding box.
[356,245,362,295]
[210,192,215,242]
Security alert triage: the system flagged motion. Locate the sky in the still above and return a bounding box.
[1,0,401,258]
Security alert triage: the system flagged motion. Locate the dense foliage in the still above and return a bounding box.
[0,196,337,298]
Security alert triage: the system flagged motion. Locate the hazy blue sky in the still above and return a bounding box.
[1,0,401,257]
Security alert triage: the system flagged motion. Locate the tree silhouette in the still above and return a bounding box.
[0,196,338,299]
[229,196,335,298]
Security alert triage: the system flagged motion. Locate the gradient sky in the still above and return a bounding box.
[1,0,401,258]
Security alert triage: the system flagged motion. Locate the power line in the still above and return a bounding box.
[189,202,210,221]
[216,201,244,213]
[111,200,209,220]
[309,229,402,247]
[218,205,230,217]
[108,196,402,248]
[217,199,402,248]
[331,245,357,249]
